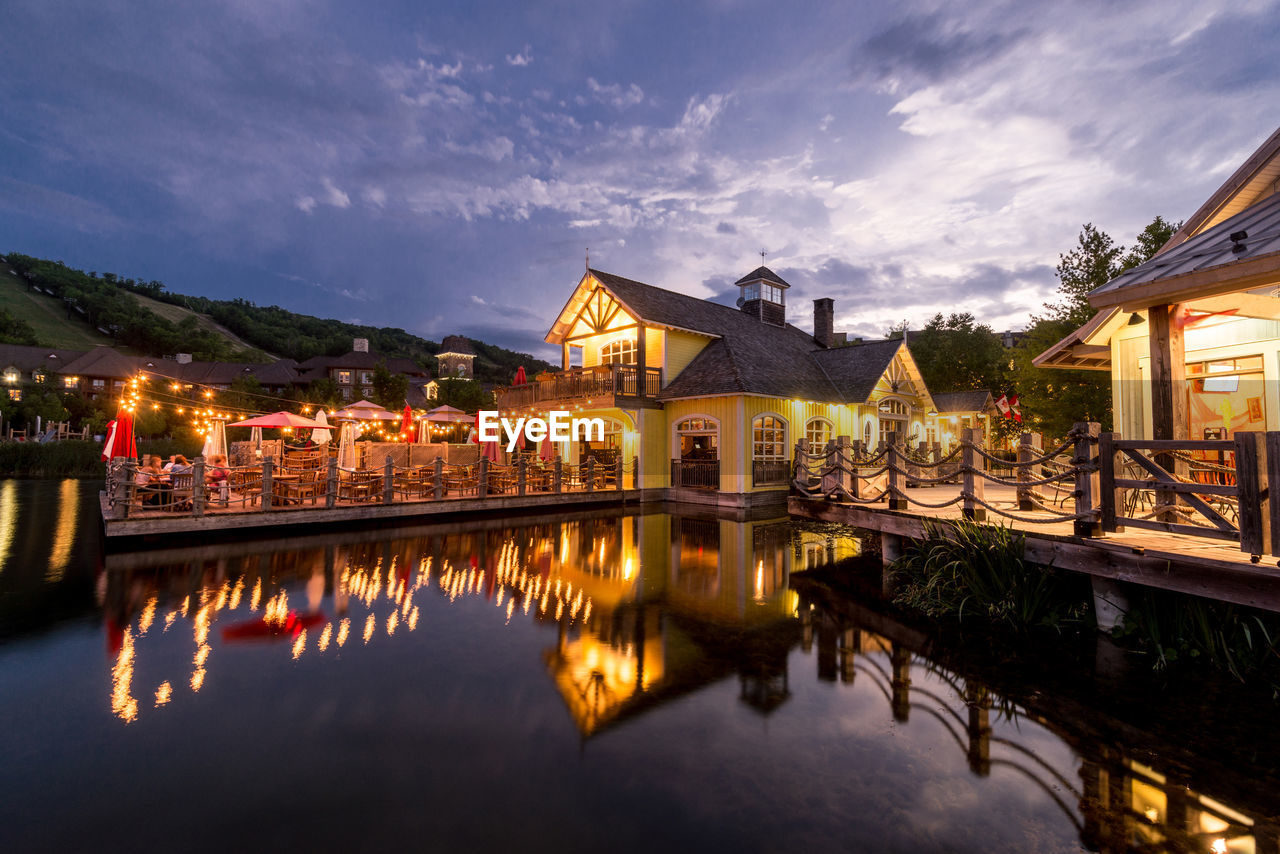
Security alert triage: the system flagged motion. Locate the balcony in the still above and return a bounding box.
[496,365,663,410]
[671,459,720,490]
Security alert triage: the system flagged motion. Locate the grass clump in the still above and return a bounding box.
[891,519,1087,631]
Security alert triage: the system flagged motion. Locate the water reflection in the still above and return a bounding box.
[4,480,1280,852]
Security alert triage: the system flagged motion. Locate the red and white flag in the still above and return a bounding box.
[995,394,1011,418]
[1010,394,1023,423]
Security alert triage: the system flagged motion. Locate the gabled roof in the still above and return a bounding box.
[733,266,790,288]
[1088,190,1280,310]
[0,344,85,372]
[61,346,154,378]
[931,390,995,414]
[297,351,427,376]
[1163,126,1280,251]
[1031,308,1121,371]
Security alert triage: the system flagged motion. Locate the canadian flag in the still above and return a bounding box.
[1010,394,1023,423]
[995,394,1012,418]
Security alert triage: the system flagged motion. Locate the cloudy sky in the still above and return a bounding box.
[2,0,1278,359]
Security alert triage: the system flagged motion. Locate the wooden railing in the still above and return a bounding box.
[495,365,662,408]
[106,452,639,520]
[792,423,1277,560]
[671,459,719,490]
[752,459,791,487]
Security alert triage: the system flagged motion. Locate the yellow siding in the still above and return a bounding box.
[664,330,712,383]
[645,327,665,375]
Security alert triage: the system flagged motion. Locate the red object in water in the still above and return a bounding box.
[221,611,326,642]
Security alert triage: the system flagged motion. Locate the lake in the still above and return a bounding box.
[0,479,1274,853]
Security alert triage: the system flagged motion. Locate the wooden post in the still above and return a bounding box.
[1073,422,1102,537]
[478,456,489,498]
[1235,432,1269,559]
[1149,304,1188,520]
[193,457,206,518]
[585,457,595,492]
[383,454,394,504]
[517,455,527,496]
[631,455,638,490]
[793,437,809,490]
[614,457,623,491]
[433,456,444,499]
[636,322,647,398]
[885,432,906,509]
[553,456,562,493]
[961,428,985,521]
[262,458,274,511]
[1098,432,1124,533]
[326,457,338,508]
[113,457,131,519]
[1016,432,1042,511]
[1267,433,1280,559]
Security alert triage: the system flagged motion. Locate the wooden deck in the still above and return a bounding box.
[790,483,1280,613]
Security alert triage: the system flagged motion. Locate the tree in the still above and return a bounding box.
[908,312,1009,396]
[371,361,409,410]
[0,308,38,345]
[435,378,492,413]
[1012,216,1181,439]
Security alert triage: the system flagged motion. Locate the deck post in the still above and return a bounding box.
[112,457,131,519]
[793,438,809,491]
[382,455,394,504]
[1149,304,1188,521]
[553,456,562,493]
[517,455,527,496]
[193,457,206,518]
[326,457,338,508]
[1235,432,1269,558]
[887,432,907,509]
[615,457,623,491]
[1072,422,1101,537]
[631,455,638,490]
[585,457,595,492]
[1016,432,1042,511]
[433,456,444,499]
[828,436,854,498]
[478,456,489,498]
[961,428,985,521]
[914,440,929,488]
[262,458,274,511]
[1267,433,1280,558]
[1098,432,1123,533]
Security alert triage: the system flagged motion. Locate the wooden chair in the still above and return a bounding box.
[282,469,320,505]
[230,468,263,507]
[170,473,195,511]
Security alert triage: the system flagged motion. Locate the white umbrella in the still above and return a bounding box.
[250,426,263,457]
[337,421,358,469]
[311,409,332,446]
[201,420,227,461]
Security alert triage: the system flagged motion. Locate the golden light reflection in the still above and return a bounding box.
[195,643,211,667]
[386,611,398,636]
[190,667,206,692]
[363,613,375,644]
[45,479,79,582]
[138,597,157,635]
[0,480,17,575]
[111,630,139,723]
[318,623,332,651]
[154,681,172,707]
[337,618,350,647]
[164,610,177,631]
[292,630,306,660]
[250,578,262,611]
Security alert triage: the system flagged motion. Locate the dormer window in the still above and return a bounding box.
[734,266,791,326]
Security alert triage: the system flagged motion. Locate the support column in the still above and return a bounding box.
[1149,304,1188,522]
[1091,576,1130,632]
[635,322,646,398]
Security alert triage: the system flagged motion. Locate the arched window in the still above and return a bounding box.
[752,415,787,461]
[804,417,831,450]
[675,416,719,460]
[601,339,636,365]
[877,398,911,447]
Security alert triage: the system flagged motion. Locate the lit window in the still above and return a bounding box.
[752,415,787,461]
[7,388,21,401]
[805,418,831,449]
[336,370,352,385]
[63,376,79,388]
[359,371,373,385]
[33,371,45,383]
[601,339,636,365]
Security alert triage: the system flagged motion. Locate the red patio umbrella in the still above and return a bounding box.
[101,409,137,461]
[400,403,413,442]
[514,366,527,386]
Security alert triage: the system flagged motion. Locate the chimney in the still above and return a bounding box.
[813,298,834,348]
[175,353,192,364]
[353,338,369,353]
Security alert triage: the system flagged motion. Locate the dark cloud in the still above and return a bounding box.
[853,13,1027,86]
[715,221,737,235]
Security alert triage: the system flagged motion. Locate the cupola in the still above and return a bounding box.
[735,266,790,327]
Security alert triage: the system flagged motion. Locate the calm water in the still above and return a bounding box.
[0,479,1276,853]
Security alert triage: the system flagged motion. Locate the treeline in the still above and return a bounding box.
[3,253,554,382]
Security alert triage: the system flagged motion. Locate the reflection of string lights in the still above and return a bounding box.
[111,631,138,723]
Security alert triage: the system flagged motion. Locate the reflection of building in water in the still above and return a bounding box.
[544,513,841,737]
[796,584,1280,854]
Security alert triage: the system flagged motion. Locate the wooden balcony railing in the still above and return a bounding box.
[495,365,662,409]
[752,459,791,487]
[671,459,720,490]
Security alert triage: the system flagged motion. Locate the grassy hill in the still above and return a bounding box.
[3,253,554,382]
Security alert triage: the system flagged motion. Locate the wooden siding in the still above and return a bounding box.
[664,330,711,384]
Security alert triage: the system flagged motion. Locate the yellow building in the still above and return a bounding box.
[497,265,981,508]
[1035,125,1280,443]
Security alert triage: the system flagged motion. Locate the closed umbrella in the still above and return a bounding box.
[514,366,527,386]
[101,409,137,461]
[311,410,332,446]
[400,403,413,442]
[539,435,554,461]
[251,426,263,457]
[201,419,227,461]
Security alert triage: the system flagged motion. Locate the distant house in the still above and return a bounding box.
[295,338,430,402]
[0,345,83,402]
[496,265,991,508]
[436,335,476,379]
[929,391,997,449]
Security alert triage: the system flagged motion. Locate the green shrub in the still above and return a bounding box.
[891,519,1087,630]
[0,440,105,476]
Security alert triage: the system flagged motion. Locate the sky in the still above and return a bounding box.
[2,0,1279,361]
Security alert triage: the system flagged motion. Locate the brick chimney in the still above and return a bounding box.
[175,353,192,364]
[813,298,834,348]
[353,338,369,353]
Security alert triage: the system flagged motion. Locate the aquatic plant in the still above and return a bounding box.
[890,519,1087,630]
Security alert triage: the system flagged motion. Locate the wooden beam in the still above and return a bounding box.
[1148,304,1188,442]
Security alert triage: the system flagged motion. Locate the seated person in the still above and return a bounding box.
[207,454,230,504]
[136,459,171,507]
[169,455,191,474]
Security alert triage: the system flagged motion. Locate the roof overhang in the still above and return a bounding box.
[545,272,720,345]
[1162,126,1280,251]
[1032,308,1121,371]
[1089,250,1280,312]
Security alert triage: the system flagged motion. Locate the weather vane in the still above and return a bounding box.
[585,248,590,270]
[759,249,767,264]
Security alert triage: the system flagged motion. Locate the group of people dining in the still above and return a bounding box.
[133,453,231,508]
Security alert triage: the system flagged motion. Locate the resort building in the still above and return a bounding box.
[1035,125,1280,443]
[496,265,992,508]
[436,335,476,379]
[296,338,430,402]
